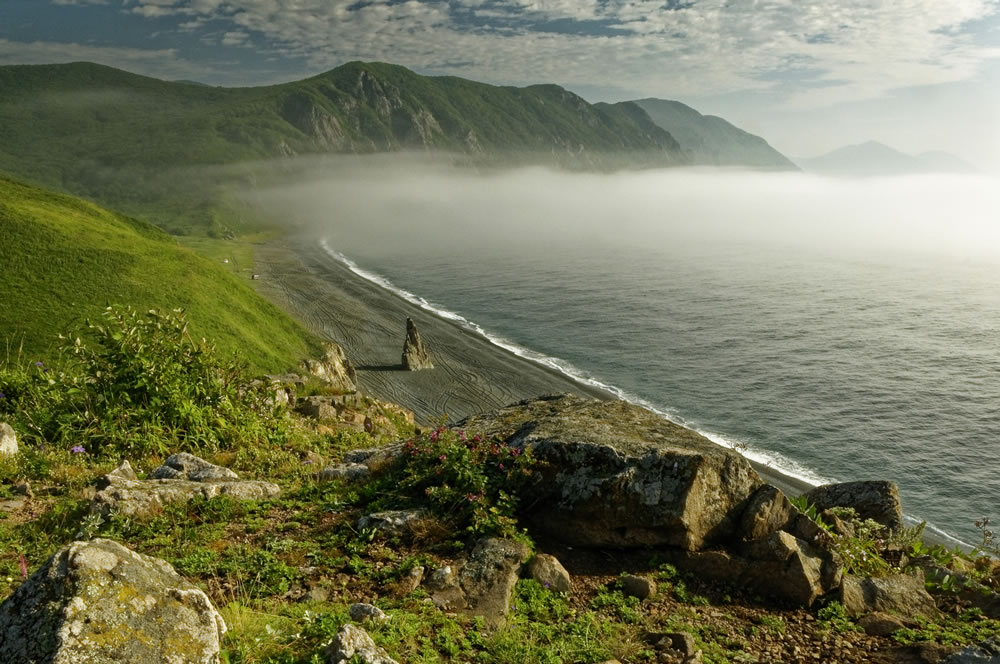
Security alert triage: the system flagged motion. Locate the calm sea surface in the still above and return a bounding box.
[307,168,1000,545]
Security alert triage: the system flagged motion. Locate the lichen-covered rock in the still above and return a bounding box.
[326,624,398,664]
[401,317,433,370]
[0,422,17,456]
[837,571,938,619]
[802,480,904,531]
[457,395,762,550]
[527,553,572,593]
[357,509,428,538]
[91,460,280,518]
[428,537,530,626]
[151,453,239,482]
[349,603,388,623]
[301,342,358,393]
[0,538,226,663]
[318,463,371,482]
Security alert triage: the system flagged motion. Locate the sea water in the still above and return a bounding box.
[307,167,1000,546]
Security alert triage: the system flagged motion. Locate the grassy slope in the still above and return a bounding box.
[0,62,686,235]
[0,174,322,371]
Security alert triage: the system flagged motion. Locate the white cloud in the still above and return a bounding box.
[54,0,1000,104]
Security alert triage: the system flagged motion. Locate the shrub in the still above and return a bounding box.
[0,305,287,457]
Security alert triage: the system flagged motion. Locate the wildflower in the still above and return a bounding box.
[458,430,467,441]
[35,361,43,367]
[70,445,86,454]
[439,454,447,462]
[0,392,5,399]
[498,463,505,470]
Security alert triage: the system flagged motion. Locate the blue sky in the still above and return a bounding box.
[2,0,999,169]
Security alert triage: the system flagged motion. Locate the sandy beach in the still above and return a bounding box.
[254,234,814,499]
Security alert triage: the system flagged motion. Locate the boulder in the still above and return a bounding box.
[349,603,388,623]
[527,553,572,593]
[457,395,763,550]
[318,463,371,482]
[91,456,280,518]
[801,480,904,531]
[390,565,424,597]
[837,571,938,620]
[0,538,226,663]
[401,317,433,370]
[326,624,398,664]
[151,453,239,482]
[0,422,17,456]
[301,342,358,393]
[427,537,530,626]
[741,530,840,606]
[297,397,338,420]
[737,484,797,541]
[859,611,909,636]
[940,637,1000,663]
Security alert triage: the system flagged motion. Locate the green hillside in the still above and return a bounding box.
[0,61,687,234]
[626,98,798,170]
[0,174,322,370]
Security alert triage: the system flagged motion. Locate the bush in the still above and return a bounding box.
[0,305,287,457]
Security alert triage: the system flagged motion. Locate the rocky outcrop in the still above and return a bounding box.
[837,571,938,620]
[802,481,904,531]
[91,457,280,518]
[357,509,428,538]
[151,452,239,482]
[0,538,226,663]
[426,537,531,626]
[740,530,842,606]
[401,317,433,370]
[0,422,17,456]
[737,484,799,541]
[458,395,762,550]
[301,342,358,393]
[326,624,398,664]
[528,553,572,593]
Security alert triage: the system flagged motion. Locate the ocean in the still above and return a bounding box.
[298,165,1000,546]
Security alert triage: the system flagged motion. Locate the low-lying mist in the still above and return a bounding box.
[247,155,1000,266]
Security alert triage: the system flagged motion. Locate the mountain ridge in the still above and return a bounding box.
[796,140,979,176]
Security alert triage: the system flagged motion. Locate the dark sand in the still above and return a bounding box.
[254,235,814,499]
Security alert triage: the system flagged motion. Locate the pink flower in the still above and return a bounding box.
[19,554,27,579]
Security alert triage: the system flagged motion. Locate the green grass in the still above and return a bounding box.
[0,174,322,370]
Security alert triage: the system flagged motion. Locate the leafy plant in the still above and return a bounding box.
[816,601,862,634]
[893,608,1000,646]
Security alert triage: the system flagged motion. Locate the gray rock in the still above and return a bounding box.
[151,453,239,482]
[357,509,427,538]
[297,397,338,420]
[0,538,226,663]
[941,637,1000,663]
[402,317,434,370]
[326,624,398,664]
[349,603,388,623]
[802,480,904,531]
[859,611,909,636]
[457,395,762,550]
[428,538,531,626]
[91,473,280,519]
[620,574,657,600]
[0,422,17,456]
[301,342,358,393]
[105,460,138,482]
[317,463,370,482]
[391,565,424,596]
[527,553,572,593]
[837,571,938,620]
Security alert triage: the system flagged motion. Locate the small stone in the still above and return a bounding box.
[0,423,17,457]
[326,624,398,664]
[391,566,424,597]
[357,509,427,538]
[620,574,657,600]
[527,553,572,593]
[13,480,32,499]
[349,603,388,623]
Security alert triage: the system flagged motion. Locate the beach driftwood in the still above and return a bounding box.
[402,317,434,370]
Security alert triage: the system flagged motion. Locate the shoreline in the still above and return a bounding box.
[252,233,817,501]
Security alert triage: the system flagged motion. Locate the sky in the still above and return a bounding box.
[2,0,999,171]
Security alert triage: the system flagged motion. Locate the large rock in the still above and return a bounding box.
[0,422,17,456]
[326,624,398,664]
[401,317,433,370]
[527,553,572,593]
[837,571,938,620]
[426,537,530,626]
[92,458,280,518]
[737,484,798,541]
[301,342,358,393]
[801,480,904,531]
[457,395,763,550]
[941,637,1000,663]
[0,539,226,663]
[741,530,841,606]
